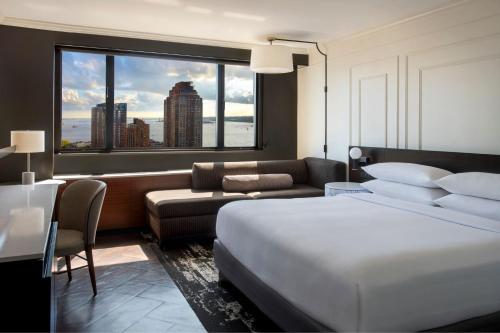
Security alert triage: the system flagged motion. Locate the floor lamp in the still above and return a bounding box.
[250,37,328,159]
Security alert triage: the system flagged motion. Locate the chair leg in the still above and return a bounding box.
[85,246,97,296]
[64,255,72,281]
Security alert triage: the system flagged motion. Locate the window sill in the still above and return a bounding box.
[53,169,192,181]
[55,147,261,156]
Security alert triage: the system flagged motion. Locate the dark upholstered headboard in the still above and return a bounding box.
[349,146,500,182]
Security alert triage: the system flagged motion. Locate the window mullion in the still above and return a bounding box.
[256,73,264,149]
[216,64,225,148]
[54,48,62,153]
[105,55,115,152]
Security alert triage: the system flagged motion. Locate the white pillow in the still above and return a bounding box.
[362,163,452,188]
[435,172,500,201]
[361,179,449,206]
[435,194,500,221]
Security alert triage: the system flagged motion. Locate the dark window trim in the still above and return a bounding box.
[55,44,251,66]
[105,55,114,152]
[255,73,264,149]
[54,45,262,154]
[56,147,259,155]
[54,48,62,152]
[216,64,225,148]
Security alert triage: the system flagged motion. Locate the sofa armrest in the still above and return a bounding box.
[304,157,346,189]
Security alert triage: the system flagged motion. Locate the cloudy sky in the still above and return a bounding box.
[61,51,255,119]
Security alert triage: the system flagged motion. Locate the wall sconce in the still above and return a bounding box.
[349,147,370,170]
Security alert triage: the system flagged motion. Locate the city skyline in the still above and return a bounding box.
[164,81,203,147]
[127,118,150,148]
[90,102,151,148]
[114,103,127,147]
[61,116,255,148]
[90,103,105,148]
[87,81,213,149]
[61,51,255,119]
[61,100,251,119]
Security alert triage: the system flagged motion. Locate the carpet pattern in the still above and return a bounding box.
[155,240,281,332]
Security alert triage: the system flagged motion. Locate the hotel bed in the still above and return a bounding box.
[214,147,500,332]
[216,194,500,331]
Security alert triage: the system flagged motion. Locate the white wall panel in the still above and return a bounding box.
[350,57,398,149]
[297,0,500,163]
[420,56,500,154]
[360,75,387,147]
[407,34,500,152]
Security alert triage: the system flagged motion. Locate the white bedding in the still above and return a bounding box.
[216,193,500,332]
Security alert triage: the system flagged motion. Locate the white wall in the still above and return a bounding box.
[298,0,500,164]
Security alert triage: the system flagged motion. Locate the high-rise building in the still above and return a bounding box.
[127,118,150,147]
[90,102,128,148]
[164,82,203,147]
[114,103,128,147]
[91,103,106,148]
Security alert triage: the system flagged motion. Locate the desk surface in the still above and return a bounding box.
[0,184,59,263]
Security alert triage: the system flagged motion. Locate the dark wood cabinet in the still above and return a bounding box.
[0,222,58,332]
[56,171,192,230]
[0,184,61,332]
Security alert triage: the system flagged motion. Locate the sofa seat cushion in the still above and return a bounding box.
[146,189,249,218]
[247,184,324,199]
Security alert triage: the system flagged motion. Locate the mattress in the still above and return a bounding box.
[216,193,500,332]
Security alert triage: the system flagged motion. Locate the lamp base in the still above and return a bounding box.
[22,172,35,185]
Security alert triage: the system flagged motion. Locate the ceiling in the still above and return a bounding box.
[0,0,461,45]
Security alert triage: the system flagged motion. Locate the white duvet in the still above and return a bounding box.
[216,193,500,332]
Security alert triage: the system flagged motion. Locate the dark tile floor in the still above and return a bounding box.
[55,232,206,332]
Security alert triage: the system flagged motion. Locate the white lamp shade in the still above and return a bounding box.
[250,45,294,74]
[349,147,362,160]
[11,131,45,153]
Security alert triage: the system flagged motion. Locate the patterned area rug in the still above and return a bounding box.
[153,240,281,332]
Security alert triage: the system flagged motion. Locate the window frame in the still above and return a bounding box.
[54,45,262,153]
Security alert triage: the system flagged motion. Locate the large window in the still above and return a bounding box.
[60,51,106,149]
[224,64,256,147]
[57,48,258,152]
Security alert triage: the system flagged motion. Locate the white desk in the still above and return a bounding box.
[0,184,59,263]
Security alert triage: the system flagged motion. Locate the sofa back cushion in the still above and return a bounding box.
[192,160,308,190]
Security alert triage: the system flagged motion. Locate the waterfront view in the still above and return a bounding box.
[61,117,255,148]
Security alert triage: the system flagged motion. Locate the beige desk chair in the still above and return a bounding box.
[55,179,107,295]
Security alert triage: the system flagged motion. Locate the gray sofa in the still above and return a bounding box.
[145,157,346,245]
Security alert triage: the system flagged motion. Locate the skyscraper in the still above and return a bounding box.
[91,103,106,148]
[164,82,203,147]
[114,103,127,148]
[90,102,128,148]
[127,118,150,147]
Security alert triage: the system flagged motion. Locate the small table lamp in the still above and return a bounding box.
[10,130,45,185]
